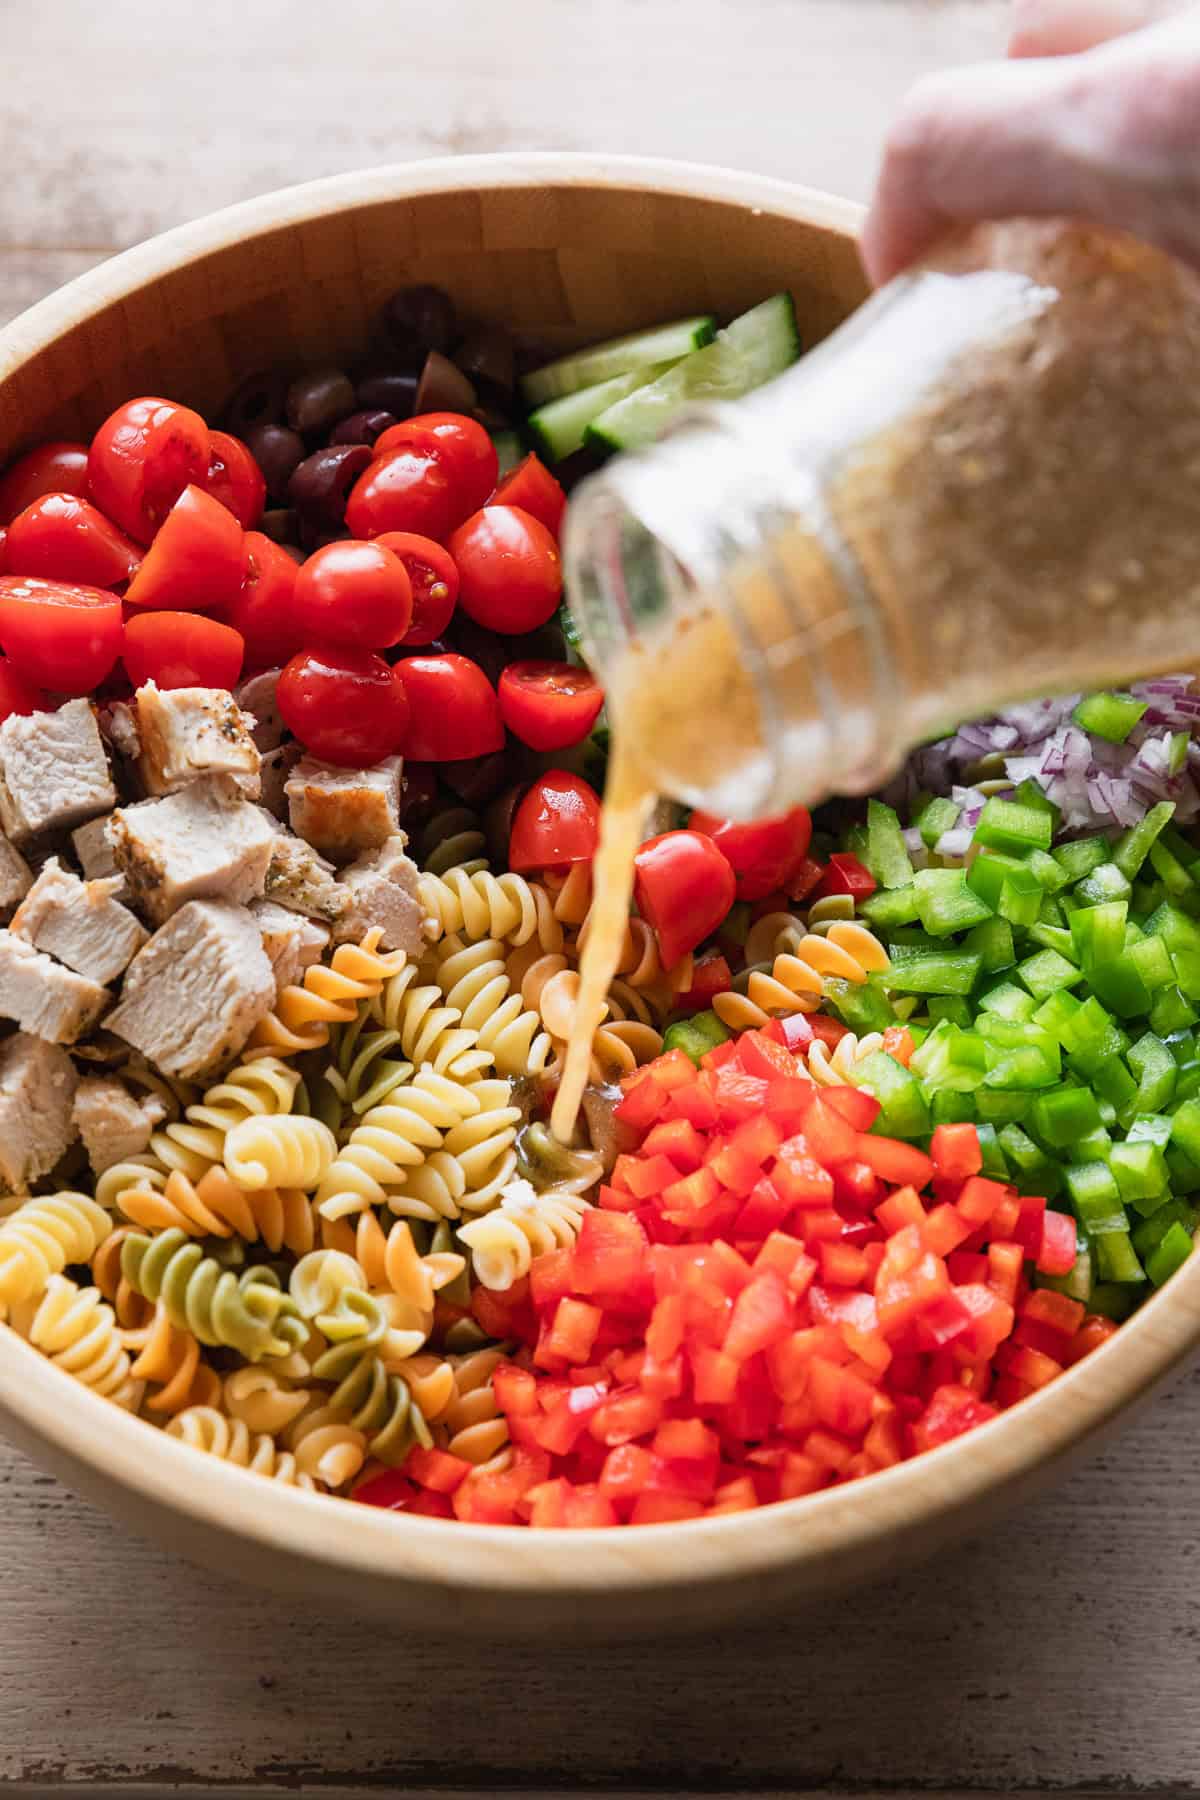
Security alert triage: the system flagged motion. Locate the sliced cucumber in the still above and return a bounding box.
[585,293,801,455]
[528,361,678,463]
[520,314,716,408]
[490,428,525,477]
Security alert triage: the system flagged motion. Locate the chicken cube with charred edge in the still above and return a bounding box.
[108,776,276,927]
[132,682,262,798]
[73,1072,168,1177]
[0,930,110,1044]
[285,754,403,863]
[0,699,116,842]
[106,899,275,1081]
[332,834,431,955]
[71,817,118,881]
[0,1032,79,1192]
[0,833,32,919]
[12,857,147,986]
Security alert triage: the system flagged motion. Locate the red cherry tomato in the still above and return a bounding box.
[345,446,460,544]
[124,484,248,614]
[293,540,412,650]
[203,430,266,530]
[0,529,6,574]
[374,414,498,524]
[448,505,562,634]
[5,493,142,590]
[88,398,211,545]
[674,950,734,1015]
[0,442,90,527]
[509,771,601,872]
[397,654,504,762]
[492,453,567,538]
[633,829,737,968]
[277,647,410,767]
[230,532,302,668]
[0,655,47,722]
[688,805,814,902]
[123,611,244,691]
[373,532,459,645]
[0,576,123,694]
[497,659,603,751]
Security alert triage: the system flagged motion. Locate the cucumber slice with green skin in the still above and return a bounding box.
[527,361,678,463]
[585,292,802,455]
[490,428,525,477]
[520,315,716,408]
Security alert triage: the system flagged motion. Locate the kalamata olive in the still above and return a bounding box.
[355,368,420,419]
[279,542,307,566]
[484,780,528,866]
[285,367,356,436]
[223,368,289,435]
[287,444,372,530]
[441,746,513,808]
[414,351,477,416]
[398,761,439,826]
[381,284,457,356]
[455,327,516,396]
[244,423,306,500]
[449,614,559,686]
[329,409,397,447]
[258,507,298,544]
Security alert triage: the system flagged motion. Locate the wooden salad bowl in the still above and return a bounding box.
[0,154,1198,1637]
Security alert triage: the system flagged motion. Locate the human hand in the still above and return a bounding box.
[860,0,1200,284]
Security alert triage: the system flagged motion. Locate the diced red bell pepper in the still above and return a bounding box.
[987,1240,1025,1307]
[571,1210,648,1300]
[401,1447,473,1494]
[734,1176,794,1238]
[808,1355,877,1438]
[589,1389,664,1446]
[812,852,876,901]
[957,1176,1012,1226]
[929,1122,983,1180]
[912,1383,999,1452]
[712,1065,770,1125]
[544,1297,603,1365]
[821,1085,882,1132]
[614,1069,667,1130]
[630,1492,705,1524]
[736,1029,802,1085]
[1012,1195,1048,1257]
[691,1343,740,1404]
[641,1118,707,1173]
[1019,1286,1085,1341]
[802,1096,861,1165]
[954,1283,1015,1360]
[1065,1315,1119,1365]
[1037,1208,1079,1276]
[922,1202,974,1258]
[493,1362,538,1417]
[881,1025,915,1066]
[855,1133,933,1189]
[995,1340,1063,1390]
[723,1269,793,1362]
[820,1241,870,1288]
[529,1248,577,1310]
[674,951,733,1015]
[776,1012,816,1051]
[598,1442,657,1501]
[773,1137,835,1209]
[875,1185,926,1234]
[807,1014,851,1048]
[645,1292,685,1363]
[663,1074,720,1129]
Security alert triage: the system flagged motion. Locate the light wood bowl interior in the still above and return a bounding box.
[0,153,1197,1638]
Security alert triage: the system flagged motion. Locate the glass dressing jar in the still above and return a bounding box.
[564,220,1200,821]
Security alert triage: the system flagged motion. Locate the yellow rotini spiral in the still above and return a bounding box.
[246,931,408,1059]
[576,906,694,1007]
[90,1225,154,1332]
[520,961,663,1085]
[803,1028,886,1086]
[119,1167,318,1258]
[223,1116,339,1192]
[315,1069,482,1222]
[369,963,492,1080]
[94,1156,168,1212]
[441,1078,522,1215]
[8,1274,142,1409]
[145,1057,301,1181]
[284,1402,367,1489]
[222,1365,311,1436]
[382,1149,466,1225]
[418,864,548,946]
[0,1193,113,1311]
[395,1345,510,1465]
[538,862,592,927]
[713,922,891,1031]
[123,1300,222,1415]
[167,1405,321,1489]
[458,1179,592,1290]
[433,935,555,1076]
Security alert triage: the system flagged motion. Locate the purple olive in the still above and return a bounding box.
[484,780,529,866]
[355,369,420,419]
[257,507,298,544]
[455,328,516,396]
[287,444,372,530]
[329,409,396,447]
[223,368,289,435]
[285,367,356,436]
[243,424,306,501]
[441,747,513,808]
[381,284,457,356]
[414,351,477,416]
[398,762,439,827]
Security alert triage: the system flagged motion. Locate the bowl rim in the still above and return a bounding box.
[1,151,1197,1596]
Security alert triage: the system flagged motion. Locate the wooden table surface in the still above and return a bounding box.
[5,1,1200,1795]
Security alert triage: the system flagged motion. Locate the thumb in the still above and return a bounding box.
[1008,0,1189,56]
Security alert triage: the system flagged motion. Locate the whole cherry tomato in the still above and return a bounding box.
[88,398,211,544]
[373,531,459,645]
[203,430,267,529]
[491,453,567,538]
[633,829,737,968]
[448,505,562,634]
[230,532,302,668]
[344,446,460,543]
[0,441,90,527]
[688,805,814,902]
[278,646,410,767]
[498,659,603,751]
[123,611,244,691]
[4,493,142,590]
[0,575,123,694]
[373,414,497,523]
[293,540,412,650]
[124,484,248,614]
[508,770,601,872]
[0,655,47,722]
[397,653,504,762]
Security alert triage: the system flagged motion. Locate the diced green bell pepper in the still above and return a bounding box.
[1012,778,1060,825]
[821,976,896,1036]
[1145,1221,1194,1287]
[1075,861,1134,907]
[860,884,921,930]
[854,1051,931,1138]
[1065,1160,1127,1233]
[1132,1198,1198,1257]
[663,1011,731,1065]
[972,797,1054,855]
[963,917,1016,973]
[1169,1096,1200,1164]
[1070,902,1129,970]
[1114,800,1176,881]
[1053,836,1111,883]
[927,996,972,1028]
[914,794,961,850]
[998,1123,1064,1195]
[879,949,981,996]
[1072,691,1148,743]
[865,800,915,890]
[913,867,994,937]
[1031,1084,1104,1148]
[930,1087,976,1124]
[1087,954,1153,1019]
[978,981,1039,1023]
[1018,948,1084,1000]
[1109,1139,1170,1212]
[973,1090,1034,1125]
[1148,986,1200,1037]
[1126,933,1178,990]
[976,1122,1009,1179]
[1126,1032,1177,1113]
[1149,836,1196,898]
[1094,1230,1146,1283]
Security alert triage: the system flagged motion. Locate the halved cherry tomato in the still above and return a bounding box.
[229,532,302,668]
[373,531,459,645]
[498,659,603,751]
[448,505,562,633]
[0,441,90,527]
[373,414,497,524]
[124,484,248,614]
[0,655,47,721]
[345,446,460,543]
[509,771,601,871]
[293,540,412,650]
[397,653,504,762]
[5,493,142,590]
[634,829,737,968]
[689,806,814,902]
[203,430,266,529]
[0,575,123,694]
[277,646,410,766]
[88,398,211,544]
[491,453,567,537]
[123,611,244,691]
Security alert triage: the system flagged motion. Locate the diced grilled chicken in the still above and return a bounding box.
[134,682,262,796]
[0,699,116,842]
[0,1032,79,1192]
[258,744,301,822]
[262,831,347,923]
[72,1071,167,1176]
[0,930,110,1044]
[235,669,285,752]
[250,898,330,993]
[71,816,118,880]
[106,899,275,1080]
[332,834,430,955]
[0,833,32,919]
[12,856,147,985]
[285,754,403,863]
[102,700,141,762]
[109,776,276,926]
